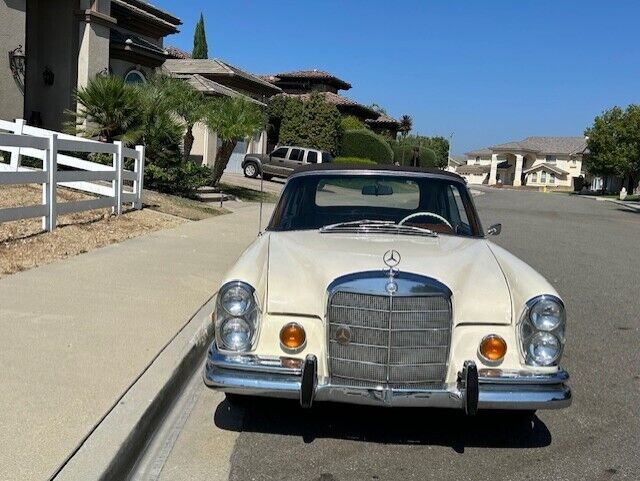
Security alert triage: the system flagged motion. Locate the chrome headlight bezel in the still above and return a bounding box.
[519,295,565,366]
[215,281,261,352]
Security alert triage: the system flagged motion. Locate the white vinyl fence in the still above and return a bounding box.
[0,119,145,232]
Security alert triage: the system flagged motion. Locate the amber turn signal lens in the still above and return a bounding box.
[280,323,306,351]
[479,335,507,362]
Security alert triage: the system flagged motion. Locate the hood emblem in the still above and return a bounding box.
[335,326,351,345]
[383,250,401,268]
[383,250,400,294]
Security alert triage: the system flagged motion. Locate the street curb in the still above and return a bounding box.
[573,195,640,212]
[51,296,217,481]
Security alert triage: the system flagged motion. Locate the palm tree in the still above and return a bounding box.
[399,114,413,138]
[205,96,264,186]
[67,75,143,143]
[144,75,207,162]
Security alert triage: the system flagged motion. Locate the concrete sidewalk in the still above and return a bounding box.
[0,203,269,481]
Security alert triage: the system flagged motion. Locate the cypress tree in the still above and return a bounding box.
[192,14,209,59]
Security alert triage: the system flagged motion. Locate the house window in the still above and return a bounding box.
[531,172,538,183]
[541,171,547,183]
[550,172,556,184]
[124,69,145,84]
[545,155,557,164]
[475,156,480,164]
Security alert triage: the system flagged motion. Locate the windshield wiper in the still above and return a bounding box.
[320,219,395,232]
[395,224,438,237]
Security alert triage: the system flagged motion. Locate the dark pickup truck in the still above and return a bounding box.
[242,146,334,180]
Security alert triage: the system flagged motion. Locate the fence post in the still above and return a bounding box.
[42,134,58,232]
[134,145,145,210]
[9,119,26,171]
[113,141,123,215]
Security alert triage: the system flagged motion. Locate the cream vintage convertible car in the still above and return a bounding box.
[204,164,571,415]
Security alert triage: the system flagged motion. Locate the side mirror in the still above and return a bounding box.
[486,223,502,236]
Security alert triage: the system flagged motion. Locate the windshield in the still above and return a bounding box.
[268,173,482,237]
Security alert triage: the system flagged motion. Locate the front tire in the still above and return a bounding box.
[243,162,258,178]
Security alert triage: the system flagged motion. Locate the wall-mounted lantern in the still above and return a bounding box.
[43,67,55,86]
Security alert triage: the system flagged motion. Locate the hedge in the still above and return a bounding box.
[391,142,437,167]
[339,129,394,164]
[334,156,377,165]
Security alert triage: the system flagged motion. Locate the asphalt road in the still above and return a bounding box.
[140,188,640,481]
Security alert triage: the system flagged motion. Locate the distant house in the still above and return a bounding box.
[262,69,400,138]
[0,0,181,131]
[460,137,587,189]
[445,155,465,173]
[163,58,282,169]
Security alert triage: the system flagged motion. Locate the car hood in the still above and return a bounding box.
[265,231,512,325]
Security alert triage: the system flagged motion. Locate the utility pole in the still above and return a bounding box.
[447,132,454,170]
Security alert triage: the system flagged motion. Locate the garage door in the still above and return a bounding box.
[225,141,247,174]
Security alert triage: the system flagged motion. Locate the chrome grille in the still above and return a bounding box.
[328,290,452,390]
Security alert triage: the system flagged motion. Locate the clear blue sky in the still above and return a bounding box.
[153,0,640,154]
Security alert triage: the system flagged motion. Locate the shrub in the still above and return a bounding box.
[339,129,394,164]
[340,115,367,131]
[392,136,449,167]
[273,93,342,153]
[334,156,377,165]
[391,142,437,167]
[144,161,211,196]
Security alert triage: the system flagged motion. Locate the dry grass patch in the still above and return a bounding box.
[0,185,224,278]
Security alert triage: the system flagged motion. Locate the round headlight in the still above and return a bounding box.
[527,331,561,366]
[220,317,251,351]
[529,297,564,331]
[221,284,253,316]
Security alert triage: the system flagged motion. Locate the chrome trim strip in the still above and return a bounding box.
[478,368,569,385]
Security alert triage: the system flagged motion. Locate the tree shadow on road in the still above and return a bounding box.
[214,398,551,453]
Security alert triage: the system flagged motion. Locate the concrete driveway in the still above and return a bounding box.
[140,189,640,481]
[220,172,285,195]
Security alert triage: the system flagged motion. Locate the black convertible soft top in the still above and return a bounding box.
[293,162,465,181]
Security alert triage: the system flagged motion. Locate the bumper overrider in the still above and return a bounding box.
[203,345,572,413]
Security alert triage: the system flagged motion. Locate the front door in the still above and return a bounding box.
[266,147,289,176]
[284,148,305,175]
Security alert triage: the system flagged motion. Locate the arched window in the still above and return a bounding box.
[124,69,146,84]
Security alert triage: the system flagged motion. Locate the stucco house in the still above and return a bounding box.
[0,0,181,131]
[459,137,587,189]
[163,58,282,169]
[262,69,400,138]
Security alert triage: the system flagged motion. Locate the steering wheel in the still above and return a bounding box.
[398,212,454,230]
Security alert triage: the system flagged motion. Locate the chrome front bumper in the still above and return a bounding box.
[204,346,572,411]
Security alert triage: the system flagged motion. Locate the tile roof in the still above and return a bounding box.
[163,59,281,93]
[365,113,399,125]
[112,0,181,32]
[165,46,190,59]
[177,74,266,106]
[465,148,493,156]
[489,136,587,155]
[466,136,587,157]
[523,163,570,176]
[262,70,352,90]
[279,91,379,117]
[456,164,491,175]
